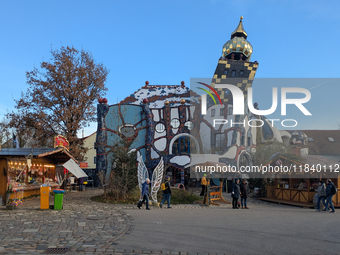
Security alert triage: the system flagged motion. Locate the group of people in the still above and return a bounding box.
[315,179,337,213]
[137,176,172,210]
[232,178,250,209]
[137,176,336,212]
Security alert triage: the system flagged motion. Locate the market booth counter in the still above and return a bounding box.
[264,155,340,207]
[0,148,78,205]
[7,160,60,200]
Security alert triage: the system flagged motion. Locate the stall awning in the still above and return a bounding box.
[63,159,88,178]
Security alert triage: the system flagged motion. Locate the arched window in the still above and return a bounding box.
[171,136,197,155]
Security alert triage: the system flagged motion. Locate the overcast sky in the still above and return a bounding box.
[1,0,339,136]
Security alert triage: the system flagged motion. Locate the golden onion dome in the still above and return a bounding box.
[222,17,253,61]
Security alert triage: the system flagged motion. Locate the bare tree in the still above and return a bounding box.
[0,118,11,148]
[6,46,109,159]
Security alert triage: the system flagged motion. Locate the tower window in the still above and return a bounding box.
[211,109,215,117]
[224,70,228,75]
[220,108,224,116]
[247,137,251,146]
[232,70,236,77]
[240,70,244,76]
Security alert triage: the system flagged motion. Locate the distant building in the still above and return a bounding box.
[80,132,98,186]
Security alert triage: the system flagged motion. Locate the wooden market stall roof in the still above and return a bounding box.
[0,147,77,164]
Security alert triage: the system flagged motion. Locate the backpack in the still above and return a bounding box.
[161,182,167,191]
[331,184,337,195]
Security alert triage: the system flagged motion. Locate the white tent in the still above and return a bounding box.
[63,159,88,178]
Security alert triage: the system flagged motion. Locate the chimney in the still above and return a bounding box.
[82,130,84,138]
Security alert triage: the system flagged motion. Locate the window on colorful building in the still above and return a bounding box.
[211,109,215,117]
[215,133,226,149]
[155,123,165,133]
[184,121,194,130]
[171,119,180,128]
[172,136,191,155]
[229,107,233,115]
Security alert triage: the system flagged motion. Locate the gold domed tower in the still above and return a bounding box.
[222,16,253,61]
[210,17,258,102]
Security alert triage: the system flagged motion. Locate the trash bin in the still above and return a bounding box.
[40,186,51,210]
[53,189,65,210]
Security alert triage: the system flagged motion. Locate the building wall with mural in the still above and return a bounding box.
[96,17,285,186]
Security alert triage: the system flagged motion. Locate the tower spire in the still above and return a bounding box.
[231,16,247,39]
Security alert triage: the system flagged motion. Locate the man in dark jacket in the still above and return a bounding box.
[160,176,172,209]
[78,177,84,191]
[324,179,336,213]
[138,178,150,210]
[240,179,249,209]
[232,178,240,209]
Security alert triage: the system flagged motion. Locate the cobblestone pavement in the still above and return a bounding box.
[0,188,283,254]
[0,189,135,254]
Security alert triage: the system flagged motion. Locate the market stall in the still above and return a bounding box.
[264,155,340,206]
[0,147,78,205]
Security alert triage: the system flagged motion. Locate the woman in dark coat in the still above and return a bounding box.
[232,178,240,209]
[240,179,249,209]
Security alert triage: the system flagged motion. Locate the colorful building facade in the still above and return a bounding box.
[96,17,284,185]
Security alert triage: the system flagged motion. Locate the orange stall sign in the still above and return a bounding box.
[79,162,88,168]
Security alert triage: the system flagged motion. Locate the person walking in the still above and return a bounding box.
[324,179,336,213]
[200,174,208,196]
[160,176,172,209]
[232,178,241,209]
[240,179,249,209]
[78,177,84,191]
[315,180,326,212]
[138,178,151,210]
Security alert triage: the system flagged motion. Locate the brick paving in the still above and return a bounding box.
[0,189,134,254]
[0,188,275,254]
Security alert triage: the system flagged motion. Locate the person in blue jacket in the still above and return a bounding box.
[324,179,336,213]
[232,178,241,209]
[138,178,151,210]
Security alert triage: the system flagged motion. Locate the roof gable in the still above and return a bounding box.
[301,130,340,155]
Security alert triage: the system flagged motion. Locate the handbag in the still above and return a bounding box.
[137,200,143,207]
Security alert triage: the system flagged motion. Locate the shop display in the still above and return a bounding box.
[6,159,59,204]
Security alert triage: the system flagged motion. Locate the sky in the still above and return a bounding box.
[1,0,340,137]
